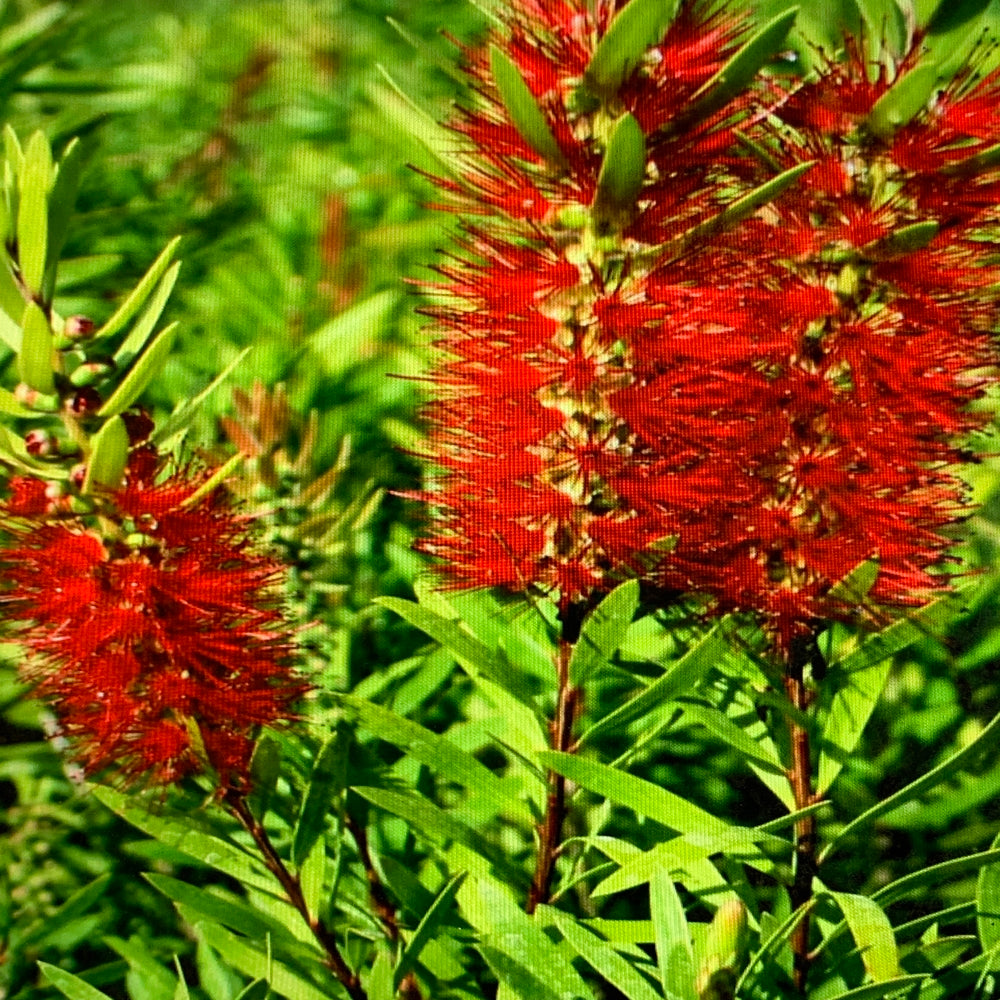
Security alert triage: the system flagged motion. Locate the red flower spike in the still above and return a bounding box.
[0,465,306,791]
[416,0,1000,655]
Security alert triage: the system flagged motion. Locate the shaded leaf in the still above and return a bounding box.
[490,44,567,168]
[593,113,646,230]
[394,872,466,991]
[651,867,697,1000]
[570,579,639,685]
[584,0,680,97]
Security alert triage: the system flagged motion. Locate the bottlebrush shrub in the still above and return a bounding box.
[414,0,1000,654]
[0,455,307,791]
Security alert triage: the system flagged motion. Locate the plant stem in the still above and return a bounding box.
[527,636,578,914]
[224,792,368,1000]
[784,641,818,995]
[344,811,423,1000]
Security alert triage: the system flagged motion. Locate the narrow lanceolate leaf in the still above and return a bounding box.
[865,63,938,139]
[826,888,900,982]
[569,579,639,685]
[292,729,349,867]
[92,786,277,894]
[43,136,87,299]
[17,300,54,393]
[677,9,799,126]
[650,868,697,1000]
[113,260,181,368]
[393,873,467,991]
[543,906,662,1000]
[0,386,35,417]
[817,656,892,794]
[592,113,647,231]
[339,693,529,822]
[38,964,116,1000]
[863,220,939,259]
[942,141,1000,176]
[977,832,1000,952]
[490,44,567,169]
[584,0,681,97]
[94,235,181,341]
[82,415,129,494]
[17,130,53,296]
[98,321,178,417]
[579,622,727,746]
[677,161,815,247]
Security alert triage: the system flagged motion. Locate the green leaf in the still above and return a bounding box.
[306,289,397,377]
[734,904,812,997]
[196,923,337,1000]
[469,880,594,1000]
[817,656,892,794]
[292,729,349,867]
[106,935,177,1000]
[93,786,277,894]
[584,0,681,97]
[489,44,567,168]
[17,130,53,296]
[394,872,467,991]
[479,946,564,1000]
[97,321,178,417]
[0,257,25,329]
[679,699,786,776]
[592,839,729,899]
[819,975,930,1000]
[543,906,662,1000]
[678,9,799,126]
[977,832,1000,952]
[145,874,292,941]
[650,868,697,1000]
[592,113,646,231]
[831,584,971,675]
[376,596,538,709]
[873,849,1000,908]
[113,260,181,368]
[39,963,116,1000]
[299,833,327,918]
[43,136,87,300]
[678,160,815,246]
[234,980,270,1000]
[82,414,129,494]
[942,141,1000,177]
[826,559,880,607]
[0,385,36,416]
[570,580,639,685]
[18,875,111,948]
[17,300,53,393]
[94,236,181,341]
[578,621,726,747]
[353,786,522,883]
[248,733,282,821]
[339,694,530,823]
[820,707,1000,863]
[863,220,939,259]
[866,63,938,139]
[826,888,900,982]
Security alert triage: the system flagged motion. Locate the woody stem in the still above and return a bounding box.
[224,792,367,1000]
[527,636,578,914]
[784,643,818,995]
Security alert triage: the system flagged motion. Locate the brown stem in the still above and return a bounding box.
[527,637,578,914]
[784,649,818,996]
[224,792,367,1000]
[345,812,423,1000]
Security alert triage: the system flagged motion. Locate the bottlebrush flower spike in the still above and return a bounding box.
[415,0,1000,653]
[0,461,306,791]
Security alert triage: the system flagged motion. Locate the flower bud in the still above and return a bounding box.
[24,429,57,457]
[68,387,103,417]
[69,360,115,388]
[13,383,60,412]
[64,316,95,340]
[696,899,748,999]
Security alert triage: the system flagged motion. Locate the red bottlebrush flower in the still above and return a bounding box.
[416,0,1000,653]
[0,464,306,791]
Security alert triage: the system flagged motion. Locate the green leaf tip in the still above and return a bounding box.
[16,300,54,394]
[592,112,647,232]
[584,0,681,98]
[489,44,568,169]
[83,415,129,494]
